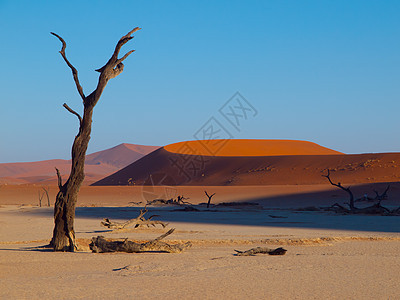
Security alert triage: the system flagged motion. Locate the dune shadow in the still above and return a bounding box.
[71,205,400,233]
[0,244,53,252]
[20,183,400,233]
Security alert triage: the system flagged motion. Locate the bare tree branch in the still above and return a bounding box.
[373,185,390,203]
[116,50,135,65]
[55,167,62,189]
[63,103,82,126]
[113,27,141,59]
[322,169,355,210]
[95,27,141,74]
[50,32,86,101]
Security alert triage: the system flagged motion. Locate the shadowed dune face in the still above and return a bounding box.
[93,147,400,186]
[164,139,343,156]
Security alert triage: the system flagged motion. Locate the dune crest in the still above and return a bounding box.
[164,139,343,156]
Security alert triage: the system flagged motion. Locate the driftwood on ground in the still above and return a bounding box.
[146,195,191,206]
[89,228,192,253]
[234,247,287,256]
[101,209,168,229]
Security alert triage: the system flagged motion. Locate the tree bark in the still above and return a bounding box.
[50,28,140,251]
[89,228,192,253]
[234,247,287,256]
[101,209,168,230]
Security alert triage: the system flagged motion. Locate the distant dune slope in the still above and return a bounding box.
[85,143,159,168]
[93,140,400,186]
[165,139,343,156]
[0,144,159,185]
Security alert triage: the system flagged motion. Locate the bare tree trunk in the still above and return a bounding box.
[50,28,140,251]
[205,191,215,208]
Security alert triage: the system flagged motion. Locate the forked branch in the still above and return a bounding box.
[205,191,216,208]
[95,27,141,75]
[374,185,390,202]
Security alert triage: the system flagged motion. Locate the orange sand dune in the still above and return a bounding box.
[94,144,400,186]
[165,139,343,156]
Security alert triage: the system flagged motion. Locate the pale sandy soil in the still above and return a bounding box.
[1,185,399,299]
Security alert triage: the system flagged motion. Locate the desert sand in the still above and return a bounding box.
[1,184,399,299]
[1,140,399,299]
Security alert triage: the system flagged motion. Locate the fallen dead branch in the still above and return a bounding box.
[234,247,287,256]
[101,208,168,230]
[89,228,192,253]
[147,195,191,206]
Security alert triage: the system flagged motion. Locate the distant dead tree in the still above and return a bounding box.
[38,187,50,207]
[205,191,216,208]
[38,191,43,207]
[322,169,399,215]
[50,28,141,251]
[322,169,355,211]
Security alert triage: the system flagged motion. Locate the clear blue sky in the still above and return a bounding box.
[0,0,399,163]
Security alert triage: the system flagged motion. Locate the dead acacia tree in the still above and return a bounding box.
[50,28,141,251]
[205,191,215,208]
[322,169,399,215]
[38,187,50,207]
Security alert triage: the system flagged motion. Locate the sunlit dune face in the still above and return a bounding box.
[164,139,343,156]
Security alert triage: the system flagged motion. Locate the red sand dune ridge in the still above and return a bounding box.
[94,140,400,186]
[164,139,343,156]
